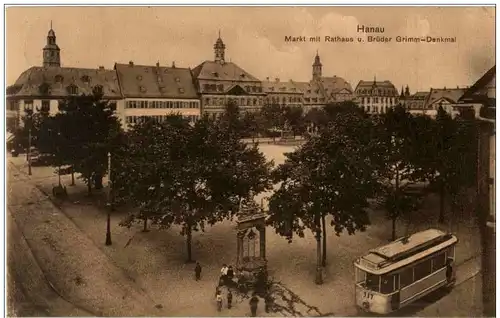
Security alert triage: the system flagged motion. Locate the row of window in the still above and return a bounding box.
[360,97,397,104]
[358,89,397,96]
[23,100,50,112]
[202,84,264,93]
[363,105,392,114]
[125,100,199,109]
[364,249,451,294]
[125,114,200,124]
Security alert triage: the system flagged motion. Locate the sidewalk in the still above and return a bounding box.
[7,162,169,317]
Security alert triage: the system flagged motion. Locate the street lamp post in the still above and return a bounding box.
[105,152,112,246]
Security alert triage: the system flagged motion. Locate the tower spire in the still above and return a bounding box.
[43,23,61,67]
[214,32,226,64]
[50,20,52,29]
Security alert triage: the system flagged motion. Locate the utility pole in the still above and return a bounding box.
[105,152,112,246]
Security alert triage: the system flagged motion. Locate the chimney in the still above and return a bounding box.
[129,61,134,66]
[98,66,104,70]
[266,77,269,81]
[172,61,176,68]
[156,61,160,68]
[275,78,280,82]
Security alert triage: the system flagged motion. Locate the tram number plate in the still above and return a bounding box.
[363,292,374,299]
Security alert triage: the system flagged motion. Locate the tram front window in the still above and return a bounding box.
[365,272,380,292]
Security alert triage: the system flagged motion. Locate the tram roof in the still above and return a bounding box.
[355,229,458,275]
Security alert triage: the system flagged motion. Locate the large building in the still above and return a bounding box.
[114,61,200,128]
[422,87,466,117]
[6,26,122,130]
[354,79,399,114]
[191,34,265,117]
[295,53,354,111]
[262,78,303,108]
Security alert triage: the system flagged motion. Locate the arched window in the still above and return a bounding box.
[55,75,64,83]
[81,75,91,84]
[93,85,104,95]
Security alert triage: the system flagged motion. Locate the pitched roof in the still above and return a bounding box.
[262,79,302,94]
[413,91,430,98]
[192,60,260,82]
[115,63,198,99]
[294,81,325,104]
[354,80,399,96]
[424,88,466,109]
[318,76,353,94]
[459,65,496,106]
[7,66,121,99]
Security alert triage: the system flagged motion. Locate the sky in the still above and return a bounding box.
[6,6,496,92]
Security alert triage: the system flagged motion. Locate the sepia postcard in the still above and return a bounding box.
[4,5,496,318]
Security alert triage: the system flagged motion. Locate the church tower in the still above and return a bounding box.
[312,51,322,80]
[214,31,226,64]
[43,22,61,67]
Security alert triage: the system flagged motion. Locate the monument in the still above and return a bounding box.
[235,194,267,286]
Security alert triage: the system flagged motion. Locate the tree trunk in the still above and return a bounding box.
[58,165,62,187]
[142,216,149,232]
[94,173,104,190]
[321,213,327,267]
[71,170,75,186]
[391,217,397,241]
[186,223,194,263]
[315,229,323,285]
[439,182,446,224]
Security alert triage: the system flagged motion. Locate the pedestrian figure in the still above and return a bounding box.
[249,293,259,317]
[227,290,233,309]
[227,265,234,280]
[194,262,202,281]
[265,294,274,313]
[220,264,228,285]
[216,291,223,312]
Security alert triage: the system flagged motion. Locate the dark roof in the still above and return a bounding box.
[7,66,121,99]
[319,76,353,95]
[459,65,496,105]
[354,80,398,96]
[192,60,260,82]
[262,80,302,94]
[294,81,325,104]
[424,88,466,109]
[115,63,198,99]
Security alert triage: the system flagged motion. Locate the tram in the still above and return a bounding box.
[354,229,458,314]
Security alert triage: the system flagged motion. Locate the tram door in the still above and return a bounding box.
[391,274,400,311]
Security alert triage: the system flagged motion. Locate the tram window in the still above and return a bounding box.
[432,253,447,272]
[380,275,395,294]
[400,267,413,288]
[365,273,380,292]
[414,259,432,281]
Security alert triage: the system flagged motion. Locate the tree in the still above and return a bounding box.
[260,104,284,140]
[117,114,273,262]
[56,88,122,194]
[375,105,425,241]
[283,106,304,137]
[303,107,327,136]
[267,108,378,284]
[241,111,261,142]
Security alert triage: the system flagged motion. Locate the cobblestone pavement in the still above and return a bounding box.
[7,147,485,317]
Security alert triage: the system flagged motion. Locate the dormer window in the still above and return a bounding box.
[159,86,166,93]
[81,75,91,84]
[175,77,180,82]
[212,72,219,77]
[240,73,246,78]
[179,88,185,94]
[38,83,51,95]
[137,75,143,81]
[55,75,64,83]
[66,84,79,95]
[139,86,147,93]
[93,85,103,95]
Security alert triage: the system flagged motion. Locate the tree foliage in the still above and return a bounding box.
[115,113,274,262]
[267,107,379,281]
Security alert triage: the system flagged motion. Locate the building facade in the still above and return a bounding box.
[354,79,399,114]
[262,78,303,108]
[191,35,265,117]
[114,61,200,128]
[6,26,122,130]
